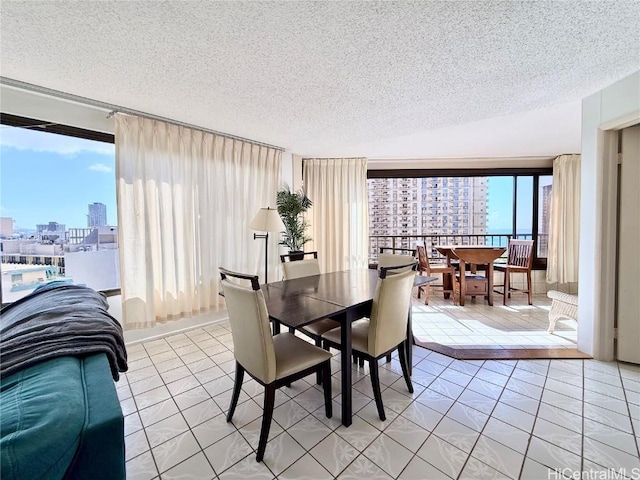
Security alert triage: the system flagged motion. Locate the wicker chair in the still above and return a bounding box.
[547,290,578,333]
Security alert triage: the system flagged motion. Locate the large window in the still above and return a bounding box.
[0,115,117,303]
[367,168,553,269]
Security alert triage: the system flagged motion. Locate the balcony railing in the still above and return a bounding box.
[369,233,548,269]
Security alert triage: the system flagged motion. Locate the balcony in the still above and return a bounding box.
[369,233,548,267]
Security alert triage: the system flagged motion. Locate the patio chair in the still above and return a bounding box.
[322,262,417,421]
[219,268,332,462]
[494,239,534,305]
[416,244,456,305]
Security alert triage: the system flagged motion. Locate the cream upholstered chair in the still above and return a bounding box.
[219,268,332,462]
[280,253,340,360]
[322,262,417,421]
[376,250,417,363]
[377,248,417,272]
[281,259,321,278]
[494,239,534,305]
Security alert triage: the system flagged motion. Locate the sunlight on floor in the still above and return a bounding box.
[411,293,577,349]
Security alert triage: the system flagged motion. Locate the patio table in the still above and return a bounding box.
[434,245,506,306]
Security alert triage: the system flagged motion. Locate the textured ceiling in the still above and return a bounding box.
[1,1,638,158]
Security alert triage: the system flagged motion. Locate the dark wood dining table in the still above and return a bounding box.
[261,268,435,427]
[434,245,506,306]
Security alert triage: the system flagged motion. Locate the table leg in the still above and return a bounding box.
[459,261,466,306]
[443,255,453,299]
[487,263,494,306]
[340,311,353,427]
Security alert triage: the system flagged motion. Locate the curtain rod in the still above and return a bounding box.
[0,77,285,152]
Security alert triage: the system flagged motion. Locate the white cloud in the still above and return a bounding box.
[0,125,114,155]
[89,163,113,173]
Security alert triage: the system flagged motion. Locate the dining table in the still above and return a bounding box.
[434,245,507,306]
[260,268,435,427]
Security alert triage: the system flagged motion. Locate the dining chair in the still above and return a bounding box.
[494,239,534,305]
[280,252,340,383]
[416,244,456,305]
[219,268,333,462]
[375,251,417,364]
[321,261,417,421]
[280,251,318,263]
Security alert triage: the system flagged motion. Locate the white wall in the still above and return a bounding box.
[65,249,121,291]
[579,71,640,360]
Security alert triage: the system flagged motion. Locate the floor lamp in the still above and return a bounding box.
[249,207,285,284]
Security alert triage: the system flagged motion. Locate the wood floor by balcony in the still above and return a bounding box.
[411,292,590,360]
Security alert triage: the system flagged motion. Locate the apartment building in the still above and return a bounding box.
[368,177,488,254]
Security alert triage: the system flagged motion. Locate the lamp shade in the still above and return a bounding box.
[249,207,285,232]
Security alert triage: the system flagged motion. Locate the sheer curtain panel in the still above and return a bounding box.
[115,114,280,329]
[303,158,369,273]
[547,154,581,284]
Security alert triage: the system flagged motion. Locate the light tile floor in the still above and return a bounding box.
[120,321,639,480]
[412,293,578,349]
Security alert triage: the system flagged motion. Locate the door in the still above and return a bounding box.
[617,124,640,364]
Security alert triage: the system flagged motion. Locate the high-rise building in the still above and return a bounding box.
[88,202,107,227]
[367,177,488,256]
[0,217,14,237]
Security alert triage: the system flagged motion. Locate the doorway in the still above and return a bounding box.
[616,123,640,364]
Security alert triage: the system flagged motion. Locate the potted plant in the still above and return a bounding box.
[276,184,312,259]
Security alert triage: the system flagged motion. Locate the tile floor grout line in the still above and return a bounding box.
[122,318,640,480]
[453,357,530,480]
[138,329,223,477]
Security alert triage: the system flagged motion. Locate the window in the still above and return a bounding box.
[367,168,553,268]
[1,115,117,303]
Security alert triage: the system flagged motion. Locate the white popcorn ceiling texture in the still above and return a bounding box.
[1,1,638,158]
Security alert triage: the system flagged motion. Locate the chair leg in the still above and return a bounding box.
[315,338,323,385]
[397,344,414,394]
[256,384,275,462]
[359,356,365,367]
[503,270,510,305]
[322,361,333,418]
[527,272,532,305]
[385,353,392,364]
[289,326,295,334]
[369,358,386,421]
[227,362,245,422]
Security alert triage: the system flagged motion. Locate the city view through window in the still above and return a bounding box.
[0,122,553,302]
[367,175,552,261]
[0,125,118,302]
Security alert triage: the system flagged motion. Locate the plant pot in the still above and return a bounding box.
[289,250,305,261]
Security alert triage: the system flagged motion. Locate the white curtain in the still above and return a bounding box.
[547,154,581,283]
[115,114,281,329]
[303,158,369,273]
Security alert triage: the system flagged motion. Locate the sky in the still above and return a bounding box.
[0,126,116,230]
[1,124,551,234]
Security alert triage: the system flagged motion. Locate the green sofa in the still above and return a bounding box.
[1,353,125,480]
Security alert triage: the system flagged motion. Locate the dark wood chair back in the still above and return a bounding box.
[506,240,534,268]
[280,251,318,263]
[379,247,417,257]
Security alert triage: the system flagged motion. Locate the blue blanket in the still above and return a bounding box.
[0,283,127,380]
